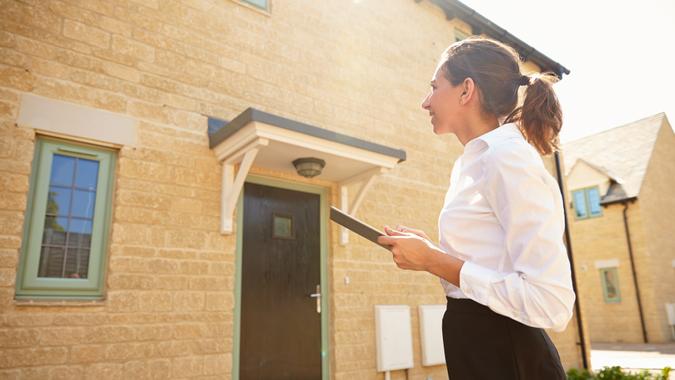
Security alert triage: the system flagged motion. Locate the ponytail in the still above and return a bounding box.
[442,37,564,155]
[505,73,563,155]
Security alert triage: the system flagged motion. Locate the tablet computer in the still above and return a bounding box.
[329,206,390,250]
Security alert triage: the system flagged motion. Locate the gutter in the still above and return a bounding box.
[620,201,649,343]
[554,151,589,369]
[599,195,637,206]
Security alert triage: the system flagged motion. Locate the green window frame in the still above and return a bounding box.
[572,186,603,220]
[599,267,621,303]
[15,138,116,300]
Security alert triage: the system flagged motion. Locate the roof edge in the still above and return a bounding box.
[208,108,407,162]
[426,0,570,78]
[564,112,667,145]
[571,158,623,183]
[600,196,637,206]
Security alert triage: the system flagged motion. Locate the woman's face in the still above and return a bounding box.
[421,64,466,135]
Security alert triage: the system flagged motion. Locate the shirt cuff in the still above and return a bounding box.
[459,261,497,306]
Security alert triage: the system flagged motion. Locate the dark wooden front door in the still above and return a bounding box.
[240,182,322,380]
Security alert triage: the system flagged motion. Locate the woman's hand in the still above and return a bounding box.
[378,226,464,286]
[391,225,431,241]
[377,226,437,271]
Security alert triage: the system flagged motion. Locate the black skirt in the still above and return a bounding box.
[442,297,566,380]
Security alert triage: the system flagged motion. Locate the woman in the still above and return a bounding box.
[377,37,575,380]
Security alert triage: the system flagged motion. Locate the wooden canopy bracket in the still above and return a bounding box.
[337,167,389,245]
[219,138,269,234]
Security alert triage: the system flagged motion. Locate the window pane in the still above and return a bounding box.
[38,246,65,278]
[39,148,95,280]
[273,214,293,239]
[68,219,93,249]
[68,218,92,236]
[70,226,92,249]
[71,190,96,218]
[605,271,616,298]
[74,158,99,190]
[602,268,620,302]
[76,249,90,279]
[573,190,588,218]
[46,186,71,216]
[42,216,68,245]
[65,247,89,279]
[454,28,469,42]
[588,188,602,216]
[243,0,267,9]
[49,154,75,187]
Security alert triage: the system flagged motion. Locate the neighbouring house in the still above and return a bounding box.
[564,112,675,344]
[0,0,589,378]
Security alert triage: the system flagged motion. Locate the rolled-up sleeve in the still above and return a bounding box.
[459,145,575,332]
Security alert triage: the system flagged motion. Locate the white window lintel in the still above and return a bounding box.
[595,259,620,269]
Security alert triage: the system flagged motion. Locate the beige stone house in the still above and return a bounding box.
[564,113,675,344]
[1,0,589,378]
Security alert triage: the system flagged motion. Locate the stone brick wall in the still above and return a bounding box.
[638,120,675,343]
[0,0,585,378]
[569,201,646,343]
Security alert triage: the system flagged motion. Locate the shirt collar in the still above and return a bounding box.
[464,123,523,153]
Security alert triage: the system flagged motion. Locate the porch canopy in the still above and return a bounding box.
[208,108,406,239]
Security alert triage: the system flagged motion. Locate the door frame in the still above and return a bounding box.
[232,174,330,380]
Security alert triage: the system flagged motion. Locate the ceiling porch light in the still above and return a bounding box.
[292,157,326,178]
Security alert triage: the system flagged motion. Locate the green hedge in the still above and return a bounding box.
[567,366,672,380]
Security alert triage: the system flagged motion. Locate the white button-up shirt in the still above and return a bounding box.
[438,123,575,332]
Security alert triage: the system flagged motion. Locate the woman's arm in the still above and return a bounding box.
[378,227,464,286]
[379,145,576,332]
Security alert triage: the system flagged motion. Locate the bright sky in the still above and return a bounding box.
[458,0,675,142]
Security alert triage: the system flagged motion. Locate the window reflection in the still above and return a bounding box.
[573,190,587,218]
[588,188,602,216]
[75,159,98,190]
[600,268,621,303]
[604,270,617,298]
[49,155,74,187]
[38,246,65,278]
[71,190,95,218]
[42,216,67,245]
[46,186,70,216]
[38,153,99,279]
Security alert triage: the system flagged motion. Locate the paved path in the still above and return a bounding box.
[591,342,675,378]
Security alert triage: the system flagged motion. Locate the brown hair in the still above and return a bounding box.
[441,37,562,155]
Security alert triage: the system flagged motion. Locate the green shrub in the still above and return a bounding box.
[567,367,594,380]
[567,366,672,380]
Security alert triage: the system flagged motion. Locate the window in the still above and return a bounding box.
[241,0,268,11]
[16,138,116,299]
[272,214,294,239]
[599,267,621,303]
[572,187,603,219]
[454,28,469,42]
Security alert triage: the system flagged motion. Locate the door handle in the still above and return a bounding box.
[308,284,321,314]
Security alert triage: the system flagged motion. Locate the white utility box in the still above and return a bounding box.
[418,304,446,366]
[666,303,675,339]
[374,305,414,372]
